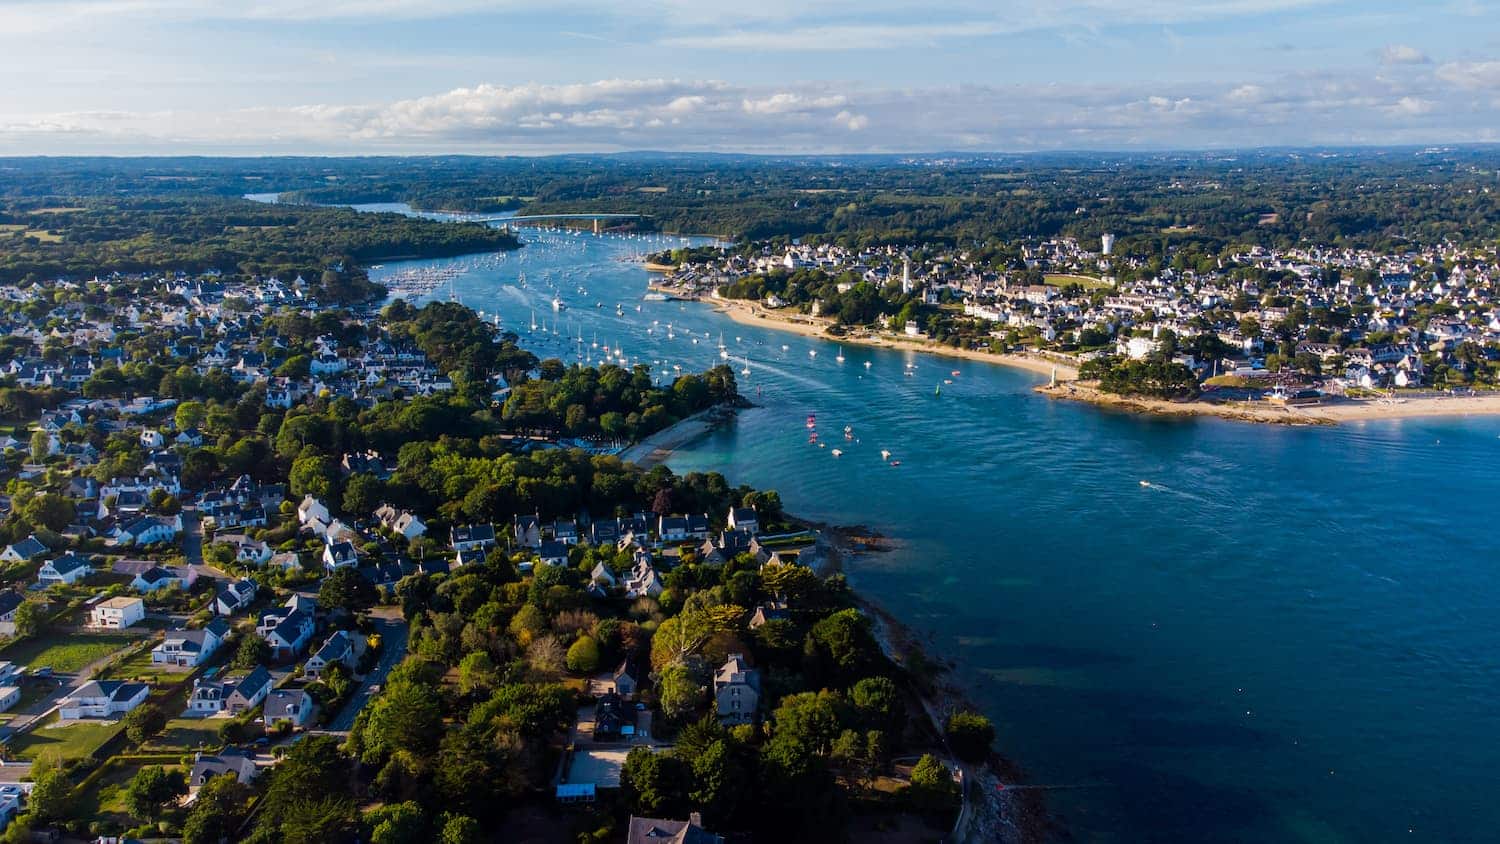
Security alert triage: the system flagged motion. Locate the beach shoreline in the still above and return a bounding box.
[1039,381,1500,426]
[705,294,1079,381]
[615,404,737,468]
[677,287,1500,427]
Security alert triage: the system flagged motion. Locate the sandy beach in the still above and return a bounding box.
[1038,381,1500,425]
[710,296,1080,380]
[616,405,733,467]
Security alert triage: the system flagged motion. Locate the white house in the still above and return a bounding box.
[265,688,314,729]
[132,565,196,593]
[37,554,92,587]
[0,593,24,637]
[726,507,759,536]
[296,495,331,529]
[322,539,358,570]
[257,597,315,660]
[374,504,426,540]
[89,596,145,629]
[215,579,259,616]
[0,536,48,563]
[115,515,182,546]
[59,680,149,719]
[304,630,357,679]
[152,619,229,668]
[139,429,165,449]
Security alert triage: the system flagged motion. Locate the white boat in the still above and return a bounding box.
[836,347,846,363]
[741,356,751,377]
[831,449,843,457]
[552,297,566,311]
[809,349,817,358]
[864,361,872,369]
[880,449,891,461]
[529,310,537,332]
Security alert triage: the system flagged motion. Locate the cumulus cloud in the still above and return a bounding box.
[1380,44,1431,65]
[2,69,1498,154]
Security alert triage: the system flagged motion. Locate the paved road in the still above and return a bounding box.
[327,612,408,732]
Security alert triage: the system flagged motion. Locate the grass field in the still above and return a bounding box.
[2,633,140,673]
[75,760,188,827]
[23,230,62,242]
[145,718,223,753]
[7,715,123,762]
[1044,273,1113,289]
[100,649,188,685]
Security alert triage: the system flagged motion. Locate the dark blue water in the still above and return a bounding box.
[359,205,1500,843]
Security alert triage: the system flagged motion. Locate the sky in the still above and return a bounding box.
[1,0,1498,154]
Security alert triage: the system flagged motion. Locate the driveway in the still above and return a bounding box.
[326,611,408,732]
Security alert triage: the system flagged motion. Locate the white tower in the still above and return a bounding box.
[1101,233,1115,255]
[901,258,912,294]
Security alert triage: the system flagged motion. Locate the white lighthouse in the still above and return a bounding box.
[1100,233,1115,255]
[901,257,912,294]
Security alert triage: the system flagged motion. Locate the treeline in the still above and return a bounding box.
[0,198,520,293]
[1078,354,1200,398]
[502,360,738,439]
[719,268,915,327]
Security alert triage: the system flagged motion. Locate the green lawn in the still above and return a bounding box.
[7,715,122,763]
[75,760,187,827]
[145,718,223,753]
[100,649,191,685]
[1044,273,1113,290]
[1,633,141,673]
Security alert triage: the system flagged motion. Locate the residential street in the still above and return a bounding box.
[327,609,408,733]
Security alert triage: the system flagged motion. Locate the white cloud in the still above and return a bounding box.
[1380,44,1430,65]
[3,68,1498,154]
[1437,60,1500,89]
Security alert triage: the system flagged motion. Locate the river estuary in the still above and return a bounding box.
[322,202,1500,843]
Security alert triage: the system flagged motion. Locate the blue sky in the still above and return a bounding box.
[1,0,1497,153]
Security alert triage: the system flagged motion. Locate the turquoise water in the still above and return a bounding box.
[361,206,1500,843]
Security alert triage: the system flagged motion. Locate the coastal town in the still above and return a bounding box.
[653,235,1500,423]
[0,267,986,842]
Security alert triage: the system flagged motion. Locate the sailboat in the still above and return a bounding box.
[880,449,892,461]
[809,349,817,359]
[529,310,538,332]
[836,347,846,363]
[864,360,872,369]
[552,296,566,311]
[741,356,751,377]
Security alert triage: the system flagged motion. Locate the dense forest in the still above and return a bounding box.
[4,150,1497,256]
[0,197,519,296]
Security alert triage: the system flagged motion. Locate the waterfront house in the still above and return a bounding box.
[712,653,761,726]
[89,596,145,629]
[59,680,149,719]
[727,507,759,535]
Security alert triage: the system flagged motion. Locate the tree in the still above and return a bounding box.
[440,813,482,844]
[656,662,705,720]
[289,453,337,500]
[29,430,49,463]
[803,609,880,684]
[908,753,958,809]
[850,676,904,734]
[233,634,270,669]
[124,702,168,744]
[319,566,378,614]
[26,764,72,822]
[360,678,443,763]
[182,774,252,844]
[621,746,689,817]
[369,801,426,844]
[689,739,748,826]
[342,473,384,517]
[252,735,356,841]
[456,651,497,697]
[20,493,72,532]
[945,711,995,763]
[12,600,45,638]
[175,400,206,432]
[566,635,601,674]
[124,765,187,820]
